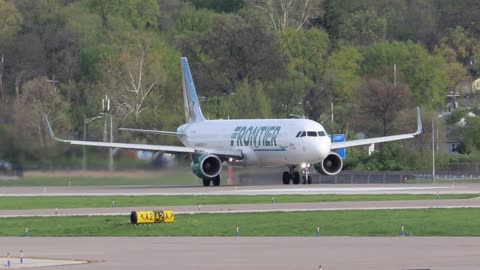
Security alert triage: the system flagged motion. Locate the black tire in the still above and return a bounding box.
[202,178,211,186]
[282,171,291,185]
[307,175,312,184]
[212,175,220,186]
[292,171,300,185]
[302,175,307,184]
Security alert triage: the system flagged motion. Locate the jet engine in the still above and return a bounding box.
[191,153,222,179]
[314,152,343,176]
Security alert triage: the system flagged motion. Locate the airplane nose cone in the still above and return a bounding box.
[316,138,331,160]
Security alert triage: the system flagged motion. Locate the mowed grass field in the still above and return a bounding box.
[0,172,199,186]
[0,208,479,236]
[0,194,478,210]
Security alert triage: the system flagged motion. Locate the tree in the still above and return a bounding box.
[356,70,410,136]
[464,116,480,152]
[226,79,272,119]
[0,0,23,42]
[177,14,287,96]
[278,28,330,75]
[101,39,159,123]
[186,0,244,13]
[324,44,363,99]
[175,6,214,33]
[12,76,71,158]
[247,0,324,31]
[88,0,160,29]
[338,9,386,46]
[435,27,480,66]
[0,0,23,101]
[361,41,448,108]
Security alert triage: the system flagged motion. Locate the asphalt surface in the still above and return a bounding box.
[1,183,479,269]
[1,237,479,270]
[1,183,479,196]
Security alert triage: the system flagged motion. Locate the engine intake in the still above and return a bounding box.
[314,152,343,176]
[191,153,222,179]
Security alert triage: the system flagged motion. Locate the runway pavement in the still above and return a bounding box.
[1,237,479,270]
[1,183,479,196]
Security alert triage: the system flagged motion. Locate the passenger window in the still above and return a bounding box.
[307,131,317,137]
[296,131,302,138]
[300,131,306,137]
[318,131,326,136]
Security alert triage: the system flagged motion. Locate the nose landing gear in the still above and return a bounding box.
[282,164,312,185]
[301,163,312,184]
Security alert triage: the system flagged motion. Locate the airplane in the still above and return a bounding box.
[44,57,422,187]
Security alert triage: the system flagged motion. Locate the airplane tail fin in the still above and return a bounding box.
[181,57,206,123]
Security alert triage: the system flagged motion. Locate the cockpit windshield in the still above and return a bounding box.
[296,130,326,137]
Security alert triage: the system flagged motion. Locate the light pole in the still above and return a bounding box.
[82,114,105,170]
[102,95,114,171]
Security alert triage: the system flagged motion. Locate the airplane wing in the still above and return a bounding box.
[331,107,422,150]
[43,115,243,159]
[119,128,184,137]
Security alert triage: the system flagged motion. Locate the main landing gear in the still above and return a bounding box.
[282,164,312,185]
[202,175,220,187]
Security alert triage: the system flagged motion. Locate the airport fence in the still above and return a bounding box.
[234,168,480,185]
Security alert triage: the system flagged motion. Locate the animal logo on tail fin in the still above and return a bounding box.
[181,57,206,123]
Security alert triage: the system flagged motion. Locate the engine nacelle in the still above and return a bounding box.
[191,153,222,179]
[314,152,343,176]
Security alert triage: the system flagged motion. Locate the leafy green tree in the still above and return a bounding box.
[226,79,272,119]
[268,71,310,118]
[88,0,160,29]
[177,14,287,96]
[186,0,243,13]
[324,44,363,99]
[0,0,23,42]
[176,6,214,33]
[278,28,330,75]
[361,41,448,108]
[463,117,480,152]
[338,9,386,46]
[435,27,480,66]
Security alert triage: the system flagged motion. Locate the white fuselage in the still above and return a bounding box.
[177,118,331,166]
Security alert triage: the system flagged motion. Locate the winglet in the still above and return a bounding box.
[413,107,422,135]
[43,114,64,142]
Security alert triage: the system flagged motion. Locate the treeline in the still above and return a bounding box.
[0,0,479,169]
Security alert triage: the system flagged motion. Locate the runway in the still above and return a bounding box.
[1,237,479,270]
[1,183,478,196]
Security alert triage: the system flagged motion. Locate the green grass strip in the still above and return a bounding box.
[0,174,198,186]
[0,194,478,210]
[1,208,479,236]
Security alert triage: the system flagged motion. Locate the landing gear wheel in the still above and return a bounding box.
[282,172,291,185]
[212,175,220,186]
[292,171,300,185]
[202,178,211,186]
[302,175,307,184]
[307,175,312,184]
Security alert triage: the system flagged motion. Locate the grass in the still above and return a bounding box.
[1,208,479,236]
[0,194,478,210]
[0,173,198,186]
